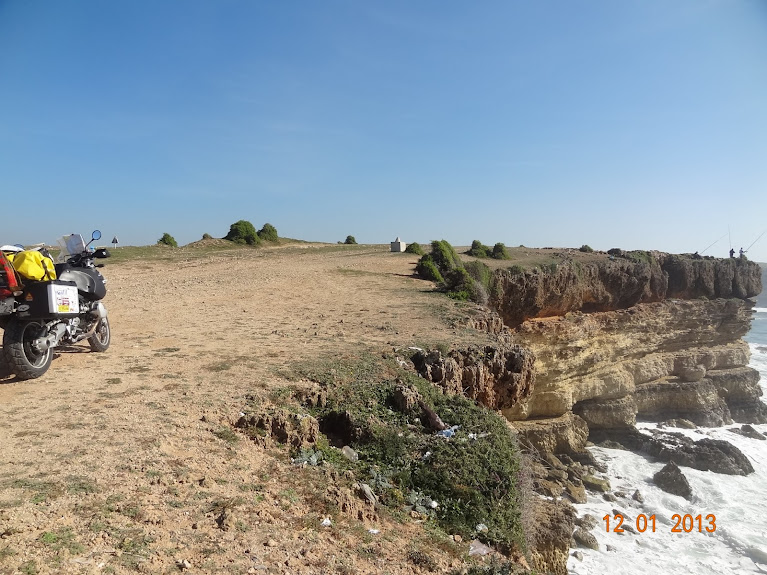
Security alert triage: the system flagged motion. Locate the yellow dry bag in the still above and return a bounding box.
[11,250,57,281]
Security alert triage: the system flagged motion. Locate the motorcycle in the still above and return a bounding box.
[0,230,111,380]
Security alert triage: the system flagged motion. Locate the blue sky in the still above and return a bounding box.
[1,0,766,260]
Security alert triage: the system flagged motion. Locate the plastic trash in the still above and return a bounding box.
[437,425,460,438]
[469,539,494,556]
[475,523,489,533]
[321,517,332,527]
[341,446,359,462]
[368,528,380,535]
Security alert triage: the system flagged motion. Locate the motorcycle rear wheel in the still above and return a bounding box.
[88,317,110,352]
[2,319,53,380]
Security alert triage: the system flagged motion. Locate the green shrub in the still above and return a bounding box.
[257,223,278,242]
[157,233,178,247]
[430,240,462,273]
[202,233,213,240]
[344,235,357,245]
[464,260,492,291]
[579,244,593,253]
[625,250,654,264]
[508,264,525,275]
[443,268,487,304]
[405,242,424,255]
[467,240,491,258]
[225,220,259,245]
[301,358,526,551]
[491,243,510,260]
[415,255,444,283]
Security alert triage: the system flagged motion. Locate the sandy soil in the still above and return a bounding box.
[0,244,494,575]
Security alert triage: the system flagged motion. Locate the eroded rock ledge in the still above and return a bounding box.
[491,254,761,327]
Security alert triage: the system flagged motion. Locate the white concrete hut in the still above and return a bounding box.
[390,237,407,252]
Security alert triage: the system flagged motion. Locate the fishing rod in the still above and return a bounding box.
[700,232,728,255]
[745,229,767,252]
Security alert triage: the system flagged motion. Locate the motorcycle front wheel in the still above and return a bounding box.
[88,317,110,352]
[2,319,53,380]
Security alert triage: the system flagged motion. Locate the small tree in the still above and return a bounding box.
[579,244,594,253]
[225,220,259,245]
[157,233,178,247]
[202,233,213,240]
[344,235,357,245]
[258,223,278,242]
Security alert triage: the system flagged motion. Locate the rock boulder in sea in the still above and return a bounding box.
[653,462,693,499]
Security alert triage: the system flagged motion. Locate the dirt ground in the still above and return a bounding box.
[0,243,497,575]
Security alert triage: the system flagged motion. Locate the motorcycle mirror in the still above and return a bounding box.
[92,230,102,241]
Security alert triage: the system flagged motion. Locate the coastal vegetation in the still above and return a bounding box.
[225,220,260,245]
[467,240,511,260]
[405,242,424,255]
[157,232,178,247]
[416,240,494,304]
[287,354,528,552]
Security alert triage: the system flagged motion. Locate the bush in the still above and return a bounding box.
[225,220,259,245]
[579,244,593,253]
[157,233,178,247]
[467,240,491,258]
[491,243,510,260]
[344,235,357,245]
[202,233,213,240]
[405,242,424,255]
[415,255,444,283]
[300,358,527,551]
[430,240,462,273]
[508,264,525,275]
[464,260,492,291]
[258,223,278,242]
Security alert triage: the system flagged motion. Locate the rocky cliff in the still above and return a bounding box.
[493,255,764,439]
[415,252,763,574]
[491,253,761,327]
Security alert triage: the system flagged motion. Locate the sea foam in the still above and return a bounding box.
[568,315,767,575]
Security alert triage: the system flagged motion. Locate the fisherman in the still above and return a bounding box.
[730,248,735,258]
[740,247,745,258]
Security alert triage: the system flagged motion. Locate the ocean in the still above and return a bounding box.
[567,306,767,575]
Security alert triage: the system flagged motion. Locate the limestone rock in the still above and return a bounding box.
[511,413,589,455]
[728,424,766,440]
[678,364,706,382]
[491,255,761,327]
[565,482,587,504]
[591,427,754,475]
[412,345,535,410]
[653,462,692,499]
[573,396,636,430]
[581,475,610,493]
[572,528,599,550]
[527,499,575,575]
[575,514,598,530]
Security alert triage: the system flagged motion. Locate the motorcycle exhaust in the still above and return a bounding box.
[31,323,67,353]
